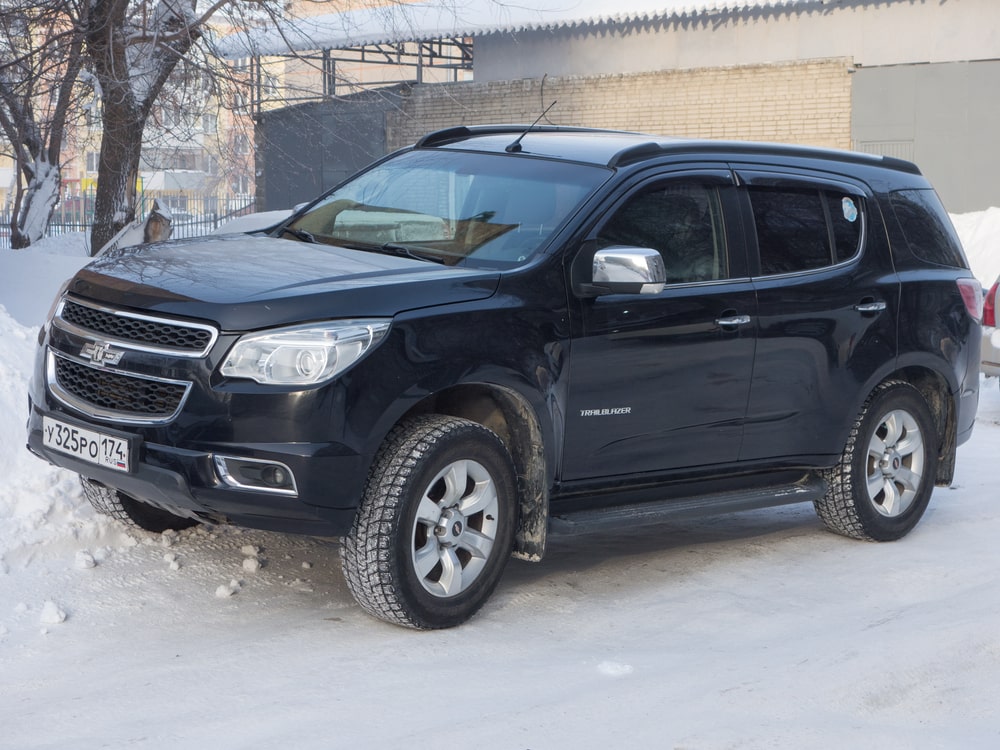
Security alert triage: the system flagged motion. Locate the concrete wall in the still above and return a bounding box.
[386,59,853,152]
[475,0,1000,82]
[853,60,1000,213]
[257,87,406,210]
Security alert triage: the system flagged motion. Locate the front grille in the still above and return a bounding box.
[52,355,188,420]
[58,298,215,355]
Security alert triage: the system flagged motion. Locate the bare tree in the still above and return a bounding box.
[3,0,429,253]
[0,0,259,251]
[0,0,86,248]
[85,0,211,250]
[83,0,320,252]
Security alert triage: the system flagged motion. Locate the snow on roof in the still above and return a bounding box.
[216,0,813,58]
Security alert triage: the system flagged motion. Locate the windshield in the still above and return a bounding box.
[283,149,610,268]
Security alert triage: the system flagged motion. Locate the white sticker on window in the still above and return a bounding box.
[842,197,858,223]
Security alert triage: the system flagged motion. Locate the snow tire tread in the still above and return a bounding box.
[341,415,514,629]
[814,379,935,542]
[80,477,197,533]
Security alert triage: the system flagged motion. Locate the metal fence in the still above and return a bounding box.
[1,193,257,250]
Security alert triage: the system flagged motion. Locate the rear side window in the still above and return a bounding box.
[749,186,864,275]
[889,189,968,269]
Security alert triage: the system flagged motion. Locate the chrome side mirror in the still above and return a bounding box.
[592,246,666,295]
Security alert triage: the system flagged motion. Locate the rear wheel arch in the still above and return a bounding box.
[839,366,956,486]
[815,378,939,541]
[892,366,957,485]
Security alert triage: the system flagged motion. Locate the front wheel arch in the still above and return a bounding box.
[401,383,550,561]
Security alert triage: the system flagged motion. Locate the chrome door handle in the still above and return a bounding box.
[716,315,751,327]
[854,301,887,313]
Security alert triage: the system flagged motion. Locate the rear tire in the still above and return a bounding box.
[81,476,199,533]
[341,415,517,629]
[814,381,938,541]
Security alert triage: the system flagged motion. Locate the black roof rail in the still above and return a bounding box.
[607,142,669,168]
[415,124,619,149]
[415,126,482,148]
[414,126,924,176]
[609,139,923,174]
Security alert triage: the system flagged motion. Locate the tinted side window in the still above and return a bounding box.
[749,186,864,275]
[598,182,728,283]
[889,189,968,269]
[824,192,863,263]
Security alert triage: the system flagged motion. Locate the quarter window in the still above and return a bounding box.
[749,186,864,275]
[598,182,729,283]
[889,189,968,269]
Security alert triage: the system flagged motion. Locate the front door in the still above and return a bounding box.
[563,170,756,481]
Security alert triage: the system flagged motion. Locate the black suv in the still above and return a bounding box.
[27,126,982,628]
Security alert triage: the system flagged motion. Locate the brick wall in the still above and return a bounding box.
[386,58,853,151]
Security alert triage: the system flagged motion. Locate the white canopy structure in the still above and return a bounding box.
[217,0,813,59]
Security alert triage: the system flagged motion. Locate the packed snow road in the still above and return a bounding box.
[2,376,999,748]
[2,224,1000,748]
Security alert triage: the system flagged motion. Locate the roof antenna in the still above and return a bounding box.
[506,100,558,153]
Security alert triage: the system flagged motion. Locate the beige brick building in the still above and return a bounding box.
[384,59,854,153]
[241,0,1000,212]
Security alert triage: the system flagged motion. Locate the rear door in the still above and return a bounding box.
[735,168,899,462]
[562,168,756,480]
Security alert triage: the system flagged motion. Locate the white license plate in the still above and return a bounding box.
[42,417,130,472]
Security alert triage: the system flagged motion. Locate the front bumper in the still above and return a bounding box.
[27,400,360,537]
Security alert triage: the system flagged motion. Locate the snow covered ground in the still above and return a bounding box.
[1,214,999,749]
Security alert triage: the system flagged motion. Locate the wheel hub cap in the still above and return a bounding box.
[879,450,902,474]
[866,409,925,518]
[434,508,466,546]
[410,458,500,598]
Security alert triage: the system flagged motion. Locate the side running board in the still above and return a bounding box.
[548,475,828,536]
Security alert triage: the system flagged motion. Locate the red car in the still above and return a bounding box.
[984,277,1000,377]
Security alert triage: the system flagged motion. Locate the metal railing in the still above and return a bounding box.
[1,193,257,250]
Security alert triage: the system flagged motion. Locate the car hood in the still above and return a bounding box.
[67,234,501,330]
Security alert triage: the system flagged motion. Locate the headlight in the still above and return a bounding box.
[220,320,391,386]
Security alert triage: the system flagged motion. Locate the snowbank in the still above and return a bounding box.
[0,307,124,568]
[0,232,91,327]
[951,207,1000,285]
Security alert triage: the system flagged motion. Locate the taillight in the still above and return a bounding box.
[957,278,983,323]
[984,279,999,328]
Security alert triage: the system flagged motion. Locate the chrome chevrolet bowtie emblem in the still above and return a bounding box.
[80,341,124,366]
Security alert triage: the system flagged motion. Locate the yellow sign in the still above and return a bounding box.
[79,176,143,193]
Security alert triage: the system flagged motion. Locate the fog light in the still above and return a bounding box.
[214,455,298,496]
[262,465,288,487]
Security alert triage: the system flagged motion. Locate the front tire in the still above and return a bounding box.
[341,415,517,629]
[81,477,199,533]
[814,381,938,541]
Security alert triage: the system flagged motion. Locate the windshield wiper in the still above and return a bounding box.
[281,226,317,243]
[375,243,448,265]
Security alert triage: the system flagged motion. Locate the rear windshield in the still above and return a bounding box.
[285,149,610,269]
[889,189,968,269]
